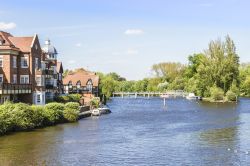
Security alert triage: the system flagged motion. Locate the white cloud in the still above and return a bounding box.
[124,29,144,35]
[0,22,16,30]
[75,43,82,47]
[127,48,139,55]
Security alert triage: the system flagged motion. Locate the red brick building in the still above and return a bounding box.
[0,31,45,104]
[0,31,64,104]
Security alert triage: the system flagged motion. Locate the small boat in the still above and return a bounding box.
[186,93,202,100]
[98,107,111,114]
[91,109,101,116]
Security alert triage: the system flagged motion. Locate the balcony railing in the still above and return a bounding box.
[0,83,32,94]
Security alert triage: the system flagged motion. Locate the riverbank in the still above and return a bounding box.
[0,102,81,136]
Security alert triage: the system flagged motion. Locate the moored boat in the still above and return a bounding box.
[186,93,202,100]
[91,109,101,116]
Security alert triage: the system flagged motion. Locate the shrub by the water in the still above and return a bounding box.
[31,105,45,127]
[226,90,237,101]
[209,86,224,101]
[44,103,65,125]
[0,101,80,135]
[0,102,14,134]
[10,103,37,131]
[63,102,80,122]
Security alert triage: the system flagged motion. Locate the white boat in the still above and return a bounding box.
[98,107,111,114]
[91,109,101,116]
[160,94,169,98]
[186,93,202,100]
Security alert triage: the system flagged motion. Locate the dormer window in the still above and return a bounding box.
[68,81,73,89]
[86,79,93,92]
[76,81,81,89]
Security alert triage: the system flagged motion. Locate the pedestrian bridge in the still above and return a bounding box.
[112,90,188,98]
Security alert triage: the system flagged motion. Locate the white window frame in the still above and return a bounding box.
[13,74,17,84]
[13,56,17,68]
[0,56,3,67]
[20,75,29,84]
[36,76,41,86]
[21,56,29,68]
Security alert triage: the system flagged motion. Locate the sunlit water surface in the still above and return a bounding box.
[1,98,250,166]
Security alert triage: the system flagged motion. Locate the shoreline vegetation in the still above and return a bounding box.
[95,36,250,103]
[0,101,80,136]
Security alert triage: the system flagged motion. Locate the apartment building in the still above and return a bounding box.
[42,39,64,101]
[0,31,45,105]
[0,31,64,105]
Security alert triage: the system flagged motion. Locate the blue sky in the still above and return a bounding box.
[0,0,250,80]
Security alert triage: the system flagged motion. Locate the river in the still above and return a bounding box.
[0,98,250,166]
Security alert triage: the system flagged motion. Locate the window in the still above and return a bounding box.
[37,94,41,103]
[36,76,41,86]
[0,74,3,83]
[35,58,39,69]
[20,75,29,84]
[21,57,28,68]
[13,74,17,84]
[13,56,17,68]
[86,79,93,92]
[76,81,81,89]
[0,56,3,67]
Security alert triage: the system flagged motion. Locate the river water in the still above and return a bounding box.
[0,98,250,166]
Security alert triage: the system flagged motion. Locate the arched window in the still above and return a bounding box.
[76,80,81,89]
[86,79,93,92]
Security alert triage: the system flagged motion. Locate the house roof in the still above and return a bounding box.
[0,31,36,52]
[8,36,34,52]
[63,69,99,86]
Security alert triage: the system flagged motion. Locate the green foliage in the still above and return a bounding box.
[64,102,80,122]
[226,90,237,101]
[209,86,224,101]
[0,102,14,134]
[31,105,45,127]
[10,103,37,130]
[0,101,80,135]
[44,103,65,125]
[90,97,100,109]
[56,94,81,103]
[151,62,185,82]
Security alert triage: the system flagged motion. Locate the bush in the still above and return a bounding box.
[31,105,45,127]
[0,103,13,134]
[11,103,36,130]
[90,97,100,109]
[55,94,81,103]
[226,90,237,101]
[64,102,80,122]
[44,103,65,125]
[209,86,224,101]
[68,94,81,102]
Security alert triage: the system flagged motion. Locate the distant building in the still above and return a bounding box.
[0,31,64,104]
[63,69,99,97]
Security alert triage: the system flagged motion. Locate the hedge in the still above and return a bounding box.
[0,102,80,135]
